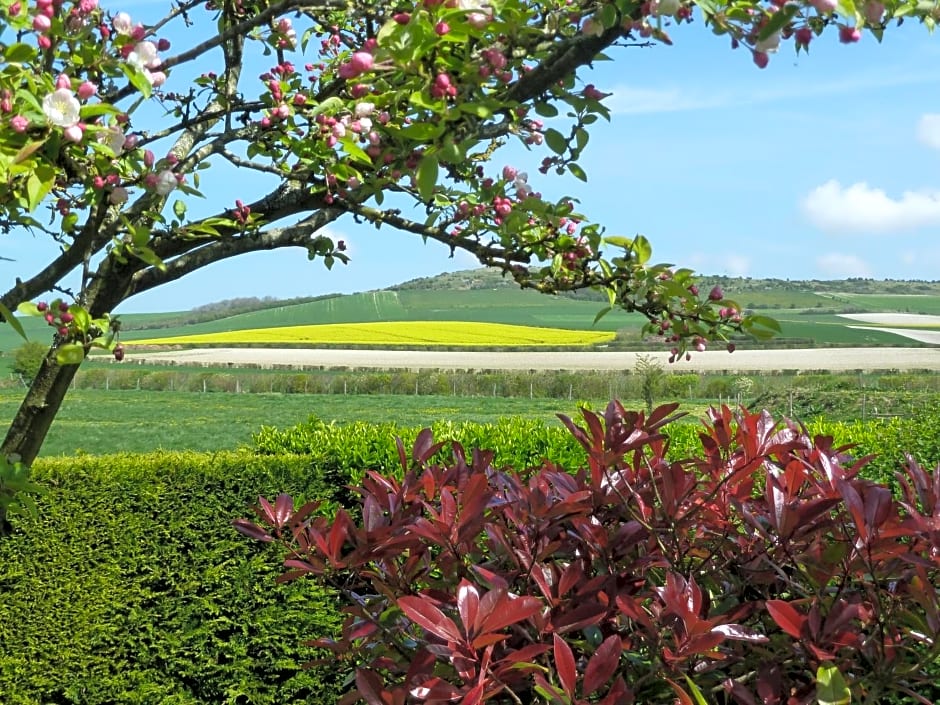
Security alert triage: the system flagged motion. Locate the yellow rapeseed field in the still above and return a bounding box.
[128,321,616,347]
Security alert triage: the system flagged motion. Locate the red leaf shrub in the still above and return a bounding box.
[236,402,940,704]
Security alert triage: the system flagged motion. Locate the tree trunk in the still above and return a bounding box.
[0,263,133,535]
[2,348,81,466]
[0,349,82,534]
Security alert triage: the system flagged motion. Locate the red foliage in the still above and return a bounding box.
[235,402,940,704]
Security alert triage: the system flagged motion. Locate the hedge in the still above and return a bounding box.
[0,451,345,705]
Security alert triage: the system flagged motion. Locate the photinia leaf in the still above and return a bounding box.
[355,668,390,705]
[582,635,621,696]
[765,600,806,639]
[399,595,463,642]
[457,580,480,635]
[273,492,293,526]
[231,518,273,542]
[553,633,577,699]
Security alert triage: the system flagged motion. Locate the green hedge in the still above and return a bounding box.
[0,451,344,705]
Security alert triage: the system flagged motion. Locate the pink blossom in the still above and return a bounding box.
[63,124,84,142]
[112,11,132,34]
[32,14,51,32]
[10,115,29,132]
[153,169,177,196]
[77,81,97,100]
[109,186,129,205]
[337,52,374,80]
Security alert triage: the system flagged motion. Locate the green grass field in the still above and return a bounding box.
[0,390,592,457]
[828,293,940,315]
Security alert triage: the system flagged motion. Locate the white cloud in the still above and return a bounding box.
[816,253,872,278]
[607,86,725,115]
[802,180,940,233]
[917,114,940,150]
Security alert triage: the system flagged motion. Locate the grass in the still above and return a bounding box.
[0,390,615,457]
[127,321,617,347]
[829,293,940,315]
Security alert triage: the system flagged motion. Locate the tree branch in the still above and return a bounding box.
[128,208,342,296]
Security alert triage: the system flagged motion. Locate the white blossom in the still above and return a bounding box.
[154,169,177,196]
[42,88,81,128]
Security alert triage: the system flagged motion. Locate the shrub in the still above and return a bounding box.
[238,403,940,705]
[0,451,345,705]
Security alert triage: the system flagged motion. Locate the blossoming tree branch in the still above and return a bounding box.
[0,0,935,475]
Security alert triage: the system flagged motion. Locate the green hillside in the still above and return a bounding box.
[118,289,641,342]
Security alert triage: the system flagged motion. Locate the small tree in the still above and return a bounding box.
[633,353,663,414]
[11,340,48,381]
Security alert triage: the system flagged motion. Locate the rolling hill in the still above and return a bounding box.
[3,270,940,359]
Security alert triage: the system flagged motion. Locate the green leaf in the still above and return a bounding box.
[17,301,41,317]
[759,4,799,41]
[632,235,652,264]
[342,138,372,166]
[683,677,710,705]
[0,303,27,340]
[593,306,613,325]
[4,42,37,63]
[398,122,445,141]
[55,343,86,365]
[816,664,850,705]
[417,154,439,202]
[544,128,567,155]
[458,102,492,118]
[173,200,187,220]
[567,163,587,182]
[746,315,782,333]
[118,62,153,99]
[533,102,558,118]
[70,306,92,334]
[25,164,55,210]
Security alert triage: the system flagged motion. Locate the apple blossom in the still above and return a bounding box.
[752,50,769,68]
[152,169,177,196]
[32,14,51,32]
[355,102,375,117]
[10,115,29,132]
[652,0,681,17]
[839,25,861,43]
[42,88,81,128]
[755,31,781,53]
[865,0,885,23]
[112,12,132,33]
[98,125,126,156]
[128,41,161,71]
[338,52,374,80]
[77,81,97,100]
[809,0,837,11]
[63,124,84,143]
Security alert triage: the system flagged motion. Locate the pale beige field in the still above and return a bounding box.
[122,347,940,372]
[838,313,940,345]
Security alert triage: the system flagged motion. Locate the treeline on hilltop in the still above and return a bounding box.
[120,294,342,330]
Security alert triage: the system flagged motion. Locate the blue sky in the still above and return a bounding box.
[3,8,939,313]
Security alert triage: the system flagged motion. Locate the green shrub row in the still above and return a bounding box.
[0,451,346,705]
[250,408,940,487]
